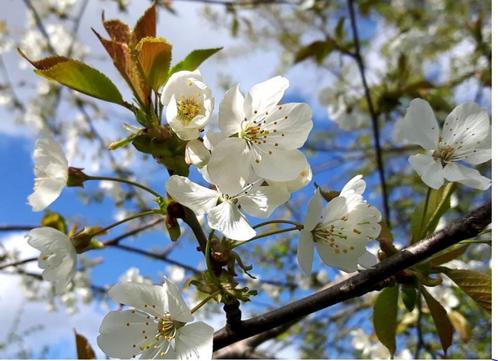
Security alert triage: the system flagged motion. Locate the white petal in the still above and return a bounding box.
[358,251,378,269]
[185,139,211,168]
[340,175,366,197]
[460,147,492,165]
[409,154,444,189]
[175,322,214,360]
[297,231,314,275]
[164,278,193,323]
[207,137,252,196]
[316,241,361,273]
[238,184,290,218]
[443,162,491,190]
[441,102,490,148]
[262,103,313,149]
[166,175,219,216]
[252,149,308,182]
[323,196,348,224]
[304,189,322,231]
[97,310,158,359]
[203,131,225,151]
[108,282,166,317]
[207,201,256,241]
[268,161,312,193]
[160,70,203,106]
[398,98,439,149]
[219,85,245,136]
[243,76,289,115]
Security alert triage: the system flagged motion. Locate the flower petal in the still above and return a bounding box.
[323,196,348,224]
[207,201,256,241]
[304,189,322,230]
[97,310,158,359]
[238,185,289,218]
[409,154,444,189]
[252,149,308,182]
[316,240,362,273]
[207,137,252,196]
[185,139,211,168]
[166,175,219,216]
[443,162,491,190]
[358,250,378,269]
[219,84,245,136]
[243,76,289,115]
[108,282,166,317]
[175,322,214,360]
[398,98,439,149]
[297,230,314,275]
[340,174,366,197]
[164,278,193,323]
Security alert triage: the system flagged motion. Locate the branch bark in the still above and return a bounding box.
[213,201,490,350]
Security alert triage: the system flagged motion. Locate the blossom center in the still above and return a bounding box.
[176,97,202,125]
[433,144,455,163]
[157,314,177,341]
[241,122,269,144]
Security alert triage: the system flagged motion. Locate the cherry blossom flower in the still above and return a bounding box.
[297,175,382,274]
[97,279,214,359]
[166,175,289,241]
[207,76,313,195]
[26,227,77,293]
[397,99,491,190]
[28,136,69,212]
[161,70,214,140]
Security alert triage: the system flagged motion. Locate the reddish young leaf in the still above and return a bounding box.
[133,3,156,45]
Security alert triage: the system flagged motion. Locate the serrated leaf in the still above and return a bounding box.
[41,211,67,234]
[448,310,471,343]
[401,284,417,312]
[411,183,455,243]
[19,51,123,105]
[136,37,172,90]
[421,287,454,354]
[442,268,491,313]
[101,16,130,43]
[373,285,399,356]
[74,330,96,359]
[294,40,336,64]
[428,244,469,266]
[133,3,156,45]
[169,48,223,76]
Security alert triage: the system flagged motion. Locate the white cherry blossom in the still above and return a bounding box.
[207,76,313,195]
[297,175,382,274]
[26,227,77,294]
[161,70,214,140]
[97,279,214,360]
[397,98,491,190]
[28,136,68,212]
[166,175,289,241]
[185,139,210,168]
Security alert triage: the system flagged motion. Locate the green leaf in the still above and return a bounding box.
[41,211,67,234]
[165,214,181,242]
[74,330,96,359]
[294,40,336,64]
[421,287,454,354]
[401,284,417,312]
[334,17,346,40]
[136,37,172,90]
[442,268,491,313]
[428,244,469,266]
[19,50,124,105]
[373,285,399,356]
[411,183,455,243]
[169,48,223,76]
[448,310,472,343]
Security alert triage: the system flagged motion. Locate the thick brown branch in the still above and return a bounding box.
[213,202,490,350]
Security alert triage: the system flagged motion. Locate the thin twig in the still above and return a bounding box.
[347,0,391,225]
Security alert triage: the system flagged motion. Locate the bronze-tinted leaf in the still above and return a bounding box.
[19,50,123,105]
[443,268,491,313]
[41,211,67,234]
[448,310,471,343]
[133,3,156,45]
[373,285,399,356]
[421,287,454,354]
[136,37,172,90]
[74,330,96,359]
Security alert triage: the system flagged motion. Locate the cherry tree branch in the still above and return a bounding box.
[213,201,491,350]
[347,0,391,225]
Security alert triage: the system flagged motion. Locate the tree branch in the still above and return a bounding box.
[213,201,490,350]
[347,0,391,225]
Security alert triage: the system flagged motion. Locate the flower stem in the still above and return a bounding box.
[252,220,303,229]
[86,175,162,198]
[190,290,221,314]
[231,226,302,249]
[98,210,160,235]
